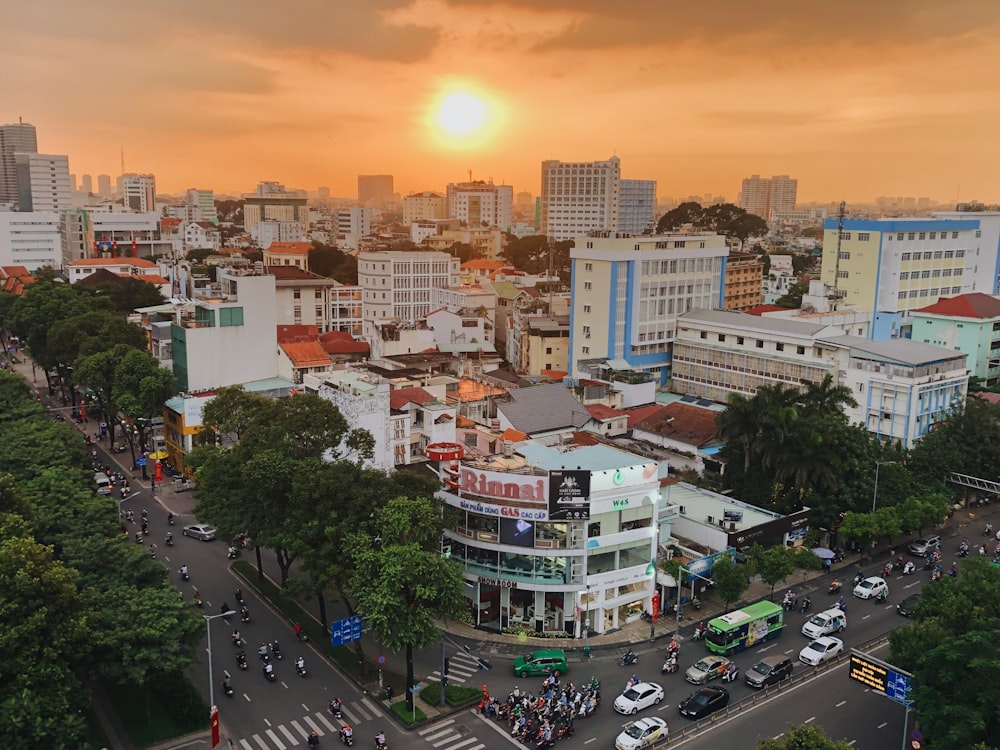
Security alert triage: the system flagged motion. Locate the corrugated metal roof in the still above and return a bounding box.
[818,335,968,367]
[497,383,592,434]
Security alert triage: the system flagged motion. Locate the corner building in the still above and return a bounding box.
[436,441,676,636]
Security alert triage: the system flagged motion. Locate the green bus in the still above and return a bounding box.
[703,600,784,656]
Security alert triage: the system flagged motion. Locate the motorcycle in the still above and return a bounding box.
[661,655,678,674]
[167,514,175,526]
[692,624,707,641]
[800,597,812,614]
[329,701,343,720]
[165,534,173,547]
[296,661,308,677]
[721,665,740,683]
[241,607,251,624]
[902,562,915,576]
[231,634,245,648]
[338,729,354,746]
[296,630,310,643]
[227,547,240,560]
[223,678,234,697]
[180,569,190,582]
[262,665,276,682]
[236,651,248,671]
[620,649,638,667]
[269,641,283,660]
[828,580,842,594]
[374,736,388,750]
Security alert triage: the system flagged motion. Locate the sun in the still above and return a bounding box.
[436,92,487,136]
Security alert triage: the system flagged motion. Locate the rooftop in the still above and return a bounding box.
[265,242,312,254]
[819,334,968,367]
[280,341,331,368]
[69,257,158,268]
[913,292,1000,319]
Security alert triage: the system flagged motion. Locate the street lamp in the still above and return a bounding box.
[203,611,236,712]
[872,461,897,513]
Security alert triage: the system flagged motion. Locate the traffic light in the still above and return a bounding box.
[444,658,450,675]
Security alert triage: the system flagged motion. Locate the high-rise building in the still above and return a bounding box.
[97,174,112,197]
[257,220,304,249]
[122,173,157,212]
[738,174,798,219]
[15,153,72,212]
[402,191,447,225]
[0,121,38,206]
[186,189,218,224]
[568,231,729,385]
[243,182,308,238]
[446,180,513,231]
[540,156,620,240]
[357,175,394,205]
[618,179,658,234]
[80,174,93,195]
[0,211,62,271]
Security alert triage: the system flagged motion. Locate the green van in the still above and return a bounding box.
[513,649,568,678]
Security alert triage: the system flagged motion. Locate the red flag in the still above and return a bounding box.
[132,238,137,258]
[210,706,220,748]
[93,241,99,258]
[80,406,87,421]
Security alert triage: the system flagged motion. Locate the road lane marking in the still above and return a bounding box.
[264,719,271,727]
[904,582,918,588]
[783,649,794,654]
[584,739,596,745]
[302,715,324,735]
[420,720,456,733]
[290,720,309,739]
[836,700,846,707]
[265,729,286,750]
[878,722,888,729]
[848,741,857,746]
[250,735,269,750]
[804,716,815,724]
[424,729,456,742]
[862,615,871,620]
[757,644,775,653]
[280,681,289,688]
[361,697,385,717]
[315,712,337,732]
[302,703,309,711]
[242,693,250,702]
[279,726,297,745]
[772,733,784,740]
[442,739,478,750]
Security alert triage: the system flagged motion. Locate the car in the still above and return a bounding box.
[799,636,844,666]
[853,576,888,600]
[678,686,730,719]
[512,649,567,678]
[614,682,665,715]
[908,535,941,556]
[615,716,668,750]
[745,655,794,688]
[896,594,921,617]
[801,608,847,639]
[182,524,217,541]
[684,655,733,685]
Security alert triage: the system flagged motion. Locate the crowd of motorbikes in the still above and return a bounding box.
[478,676,601,747]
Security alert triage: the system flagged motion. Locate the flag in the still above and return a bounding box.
[93,241,99,258]
[112,240,118,257]
[132,237,137,258]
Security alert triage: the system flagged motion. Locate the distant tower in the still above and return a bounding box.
[0,120,38,206]
[357,175,394,205]
[121,173,156,212]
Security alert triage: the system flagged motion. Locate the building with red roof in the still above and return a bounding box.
[911,292,1000,386]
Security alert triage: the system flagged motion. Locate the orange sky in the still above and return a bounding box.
[5,0,1000,204]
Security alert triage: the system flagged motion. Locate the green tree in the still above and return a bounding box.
[199,385,269,443]
[889,557,1000,748]
[74,345,135,442]
[75,276,166,313]
[710,553,749,612]
[655,201,703,233]
[750,544,796,600]
[775,282,807,309]
[112,348,175,453]
[756,724,854,749]
[350,496,465,713]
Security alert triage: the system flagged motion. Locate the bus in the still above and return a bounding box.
[703,600,784,656]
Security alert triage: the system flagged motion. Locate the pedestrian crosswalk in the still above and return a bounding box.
[235,697,384,750]
[417,718,486,750]
[426,651,482,685]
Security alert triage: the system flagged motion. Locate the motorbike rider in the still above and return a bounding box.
[231,630,242,646]
[375,730,387,748]
[340,723,353,742]
[296,656,305,671]
[330,697,343,714]
[264,662,274,677]
[693,622,707,639]
[258,643,269,660]
[241,605,251,621]
[837,595,847,611]
[180,564,189,578]
[167,512,174,525]
[223,675,232,692]
[801,595,812,612]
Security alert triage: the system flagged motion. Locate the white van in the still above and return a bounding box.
[94,472,112,496]
[801,607,847,639]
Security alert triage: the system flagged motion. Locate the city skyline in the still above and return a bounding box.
[5,0,1000,203]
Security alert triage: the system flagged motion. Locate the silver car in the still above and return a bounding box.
[182,524,217,541]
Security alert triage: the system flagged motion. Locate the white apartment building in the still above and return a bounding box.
[568,231,729,386]
[671,309,967,448]
[122,173,156,213]
[334,207,373,251]
[358,250,461,343]
[431,285,497,346]
[171,271,279,393]
[738,174,797,220]
[257,219,304,249]
[15,153,72,212]
[183,221,221,251]
[0,211,61,270]
[244,182,308,238]
[446,181,513,231]
[403,191,447,225]
[618,179,657,235]
[541,156,620,241]
[186,189,218,224]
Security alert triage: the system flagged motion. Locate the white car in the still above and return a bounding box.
[853,576,888,600]
[615,717,668,750]
[799,636,844,666]
[614,682,665,715]
[182,524,217,541]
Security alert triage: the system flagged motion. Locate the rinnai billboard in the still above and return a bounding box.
[458,467,549,506]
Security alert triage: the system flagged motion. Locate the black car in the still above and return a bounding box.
[896,594,920,617]
[678,686,730,719]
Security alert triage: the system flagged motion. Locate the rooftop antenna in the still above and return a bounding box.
[468,168,473,182]
[120,146,125,177]
[830,200,847,309]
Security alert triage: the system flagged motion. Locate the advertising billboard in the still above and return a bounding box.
[548,469,591,520]
[500,518,536,548]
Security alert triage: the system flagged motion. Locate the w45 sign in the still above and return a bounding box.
[330,615,363,647]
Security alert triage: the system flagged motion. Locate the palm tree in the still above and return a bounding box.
[716,392,760,472]
[799,374,857,415]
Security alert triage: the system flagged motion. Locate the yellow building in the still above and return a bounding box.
[723,252,764,311]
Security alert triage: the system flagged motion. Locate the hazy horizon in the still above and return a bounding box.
[6,0,1000,204]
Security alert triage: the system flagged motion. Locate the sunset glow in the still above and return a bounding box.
[436,92,487,136]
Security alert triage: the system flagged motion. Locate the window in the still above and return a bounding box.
[976,230,982,238]
[584,282,592,290]
[956,249,965,258]
[901,253,911,261]
[293,290,301,299]
[776,343,784,352]
[933,251,942,259]
[944,250,954,258]
[797,346,805,355]
[952,286,962,293]
[583,305,591,313]
[929,288,939,296]
[838,251,851,260]
[857,233,870,241]
[921,270,931,279]
[897,233,904,240]
[837,270,849,279]
[700,331,707,339]
[584,262,593,271]
[899,272,909,280]
[581,346,590,354]
[736,336,745,345]
[756,340,764,348]
[929,232,936,239]
[953,231,959,239]
[545,347,552,355]
[718,334,726,342]
[908,233,916,240]
[582,325,591,335]
[898,291,907,300]
[841,232,851,240]
[219,307,244,327]
[918,232,926,240]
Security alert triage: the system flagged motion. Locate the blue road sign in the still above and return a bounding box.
[136,457,147,467]
[330,615,363,647]
[885,668,913,707]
